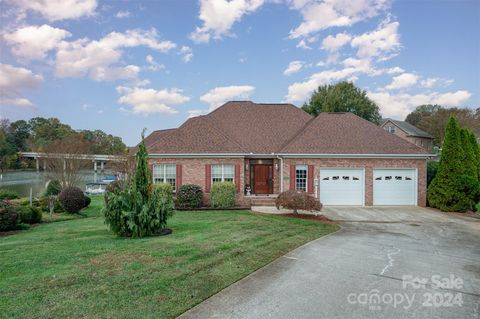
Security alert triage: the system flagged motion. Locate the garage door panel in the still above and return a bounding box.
[320,169,363,206]
[373,169,416,205]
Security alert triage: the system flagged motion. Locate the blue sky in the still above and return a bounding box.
[0,0,478,146]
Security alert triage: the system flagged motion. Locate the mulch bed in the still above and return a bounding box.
[175,207,251,211]
[251,211,335,224]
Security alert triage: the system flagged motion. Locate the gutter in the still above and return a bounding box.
[149,153,434,159]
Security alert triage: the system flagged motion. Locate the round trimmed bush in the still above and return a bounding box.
[58,186,86,214]
[210,182,236,208]
[176,184,203,208]
[0,189,19,200]
[16,206,42,224]
[84,196,91,208]
[275,190,322,214]
[45,180,62,196]
[0,201,18,231]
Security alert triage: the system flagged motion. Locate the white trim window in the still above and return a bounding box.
[153,164,176,189]
[212,164,234,183]
[295,164,307,191]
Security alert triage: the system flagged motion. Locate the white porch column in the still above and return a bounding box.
[36,158,39,172]
[94,161,97,172]
[100,161,104,172]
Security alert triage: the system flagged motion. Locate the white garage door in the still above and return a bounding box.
[373,169,417,205]
[320,169,364,205]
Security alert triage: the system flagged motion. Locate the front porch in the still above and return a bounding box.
[244,158,282,196]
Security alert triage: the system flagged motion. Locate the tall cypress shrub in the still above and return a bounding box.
[134,130,151,200]
[469,131,480,181]
[460,128,477,179]
[427,117,477,212]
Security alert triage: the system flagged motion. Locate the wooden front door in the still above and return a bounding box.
[253,164,272,194]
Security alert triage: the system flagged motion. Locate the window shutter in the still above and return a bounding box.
[290,165,296,191]
[234,164,240,192]
[176,164,182,191]
[150,163,154,183]
[308,165,314,193]
[205,164,211,193]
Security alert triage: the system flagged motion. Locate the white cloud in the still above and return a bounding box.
[190,0,264,43]
[367,90,472,118]
[89,65,140,81]
[351,20,400,60]
[420,77,453,88]
[117,86,190,114]
[115,10,130,18]
[385,72,418,90]
[3,24,71,61]
[200,85,255,110]
[283,60,304,76]
[180,46,193,63]
[321,32,352,52]
[55,29,176,81]
[296,39,312,50]
[289,0,389,39]
[14,0,97,21]
[285,57,380,102]
[0,63,43,108]
[145,55,165,71]
[386,66,404,74]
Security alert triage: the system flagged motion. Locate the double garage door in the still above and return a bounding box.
[319,168,417,206]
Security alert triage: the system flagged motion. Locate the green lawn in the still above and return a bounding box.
[0,197,337,319]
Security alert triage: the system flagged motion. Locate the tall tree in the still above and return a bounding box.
[405,106,479,145]
[302,81,382,124]
[43,134,91,188]
[80,129,127,155]
[428,117,479,212]
[405,104,442,126]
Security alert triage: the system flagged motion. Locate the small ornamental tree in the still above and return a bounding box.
[428,117,480,212]
[103,131,174,237]
[275,190,322,214]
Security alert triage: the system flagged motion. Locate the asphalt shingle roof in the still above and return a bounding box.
[145,102,428,155]
[382,119,434,138]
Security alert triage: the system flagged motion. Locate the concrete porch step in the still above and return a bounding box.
[250,196,277,207]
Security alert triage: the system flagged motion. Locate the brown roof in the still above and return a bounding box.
[280,112,427,154]
[145,101,428,155]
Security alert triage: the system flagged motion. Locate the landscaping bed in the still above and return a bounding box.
[0,204,337,319]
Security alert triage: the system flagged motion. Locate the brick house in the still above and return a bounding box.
[381,118,434,152]
[145,101,432,207]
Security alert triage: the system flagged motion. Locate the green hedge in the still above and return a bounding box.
[16,206,42,224]
[0,189,19,200]
[210,182,236,208]
[176,184,203,208]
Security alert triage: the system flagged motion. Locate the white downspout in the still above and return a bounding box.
[277,155,283,192]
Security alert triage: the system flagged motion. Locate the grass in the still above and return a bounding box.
[0,197,337,319]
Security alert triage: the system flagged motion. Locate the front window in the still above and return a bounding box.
[153,164,176,189]
[212,164,234,183]
[295,165,307,191]
[386,126,395,133]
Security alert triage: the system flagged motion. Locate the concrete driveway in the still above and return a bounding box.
[179,207,480,319]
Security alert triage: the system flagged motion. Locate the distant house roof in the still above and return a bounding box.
[144,101,429,155]
[381,119,434,139]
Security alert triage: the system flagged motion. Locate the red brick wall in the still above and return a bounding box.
[149,158,249,206]
[150,157,427,207]
[283,158,427,207]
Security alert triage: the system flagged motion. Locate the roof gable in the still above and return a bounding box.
[280,112,428,154]
[148,116,246,154]
[382,119,433,139]
[205,101,313,153]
